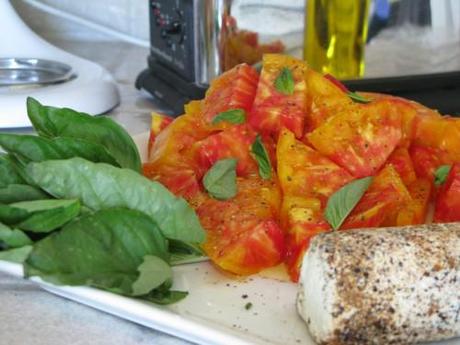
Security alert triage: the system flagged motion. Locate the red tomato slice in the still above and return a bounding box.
[305,70,353,132]
[281,196,330,281]
[147,111,174,158]
[192,124,258,177]
[277,128,353,207]
[198,176,284,275]
[434,163,460,222]
[308,99,403,178]
[409,145,452,182]
[394,178,432,226]
[202,63,259,125]
[249,54,308,139]
[386,147,417,187]
[342,165,411,229]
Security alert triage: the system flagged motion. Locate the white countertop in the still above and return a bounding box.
[0,38,192,345]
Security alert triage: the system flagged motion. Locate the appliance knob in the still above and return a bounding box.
[165,21,182,35]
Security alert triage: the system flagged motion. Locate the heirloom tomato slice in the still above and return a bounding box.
[147,111,173,157]
[409,145,452,181]
[386,147,417,187]
[249,54,308,139]
[277,128,353,206]
[393,178,432,226]
[202,63,259,126]
[193,124,258,177]
[305,70,353,132]
[307,98,403,178]
[413,115,460,162]
[198,176,284,275]
[281,196,330,281]
[342,165,411,229]
[434,163,460,222]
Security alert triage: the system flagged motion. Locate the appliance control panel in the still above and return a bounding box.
[149,0,195,81]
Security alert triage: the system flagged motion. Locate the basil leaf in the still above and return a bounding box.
[324,177,373,230]
[251,135,272,179]
[169,240,208,265]
[0,245,33,263]
[25,208,170,298]
[27,97,141,172]
[0,223,32,249]
[0,184,50,204]
[0,154,25,187]
[27,158,205,244]
[434,165,451,186]
[12,199,80,233]
[0,204,29,225]
[274,67,295,95]
[144,289,188,305]
[347,91,371,104]
[212,109,246,125]
[203,158,238,200]
[131,255,172,296]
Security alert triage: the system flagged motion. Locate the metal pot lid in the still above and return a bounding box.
[0,58,75,86]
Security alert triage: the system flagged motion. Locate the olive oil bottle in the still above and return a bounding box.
[304,0,370,79]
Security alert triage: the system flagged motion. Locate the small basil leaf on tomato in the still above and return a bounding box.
[347,91,371,104]
[274,67,294,95]
[434,165,451,186]
[251,135,272,180]
[203,158,238,200]
[212,109,246,125]
[324,176,373,230]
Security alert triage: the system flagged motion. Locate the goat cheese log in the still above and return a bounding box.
[297,224,460,345]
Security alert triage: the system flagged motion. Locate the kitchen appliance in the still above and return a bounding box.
[136,0,460,115]
[136,0,303,114]
[0,1,120,129]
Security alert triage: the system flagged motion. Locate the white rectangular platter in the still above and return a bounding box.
[1,132,458,345]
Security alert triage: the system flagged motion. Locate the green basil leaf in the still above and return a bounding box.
[12,199,80,233]
[274,67,295,95]
[27,97,141,172]
[203,158,238,200]
[347,91,371,104]
[434,165,451,186]
[168,240,208,266]
[0,134,118,167]
[143,289,188,305]
[0,154,25,187]
[324,176,373,230]
[0,184,50,204]
[0,204,29,225]
[0,223,32,249]
[24,208,170,298]
[27,158,205,244]
[251,135,272,179]
[211,109,246,125]
[0,245,33,263]
[131,255,172,296]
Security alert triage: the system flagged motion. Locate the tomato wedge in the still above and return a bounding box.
[342,165,411,229]
[198,176,284,275]
[394,178,432,226]
[192,124,258,177]
[308,99,403,178]
[434,163,460,223]
[249,54,308,139]
[147,111,173,157]
[386,147,417,187]
[202,63,259,125]
[277,128,353,207]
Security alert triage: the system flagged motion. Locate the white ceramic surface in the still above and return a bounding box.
[0,132,458,345]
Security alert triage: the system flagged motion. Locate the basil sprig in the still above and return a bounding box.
[203,158,238,200]
[212,109,246,125]
[324,177,373,230]
[347,91,371,104]
[251,135,272,180]
[434,165,451,186]
[274,67,295,95]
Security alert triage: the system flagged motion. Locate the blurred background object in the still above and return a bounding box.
[1,0,119,129]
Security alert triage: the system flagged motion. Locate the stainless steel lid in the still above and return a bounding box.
[0,58,75,86]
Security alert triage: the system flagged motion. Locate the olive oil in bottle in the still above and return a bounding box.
[304,0,370,79]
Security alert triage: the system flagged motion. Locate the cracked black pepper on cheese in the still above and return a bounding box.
[297,224,460,345]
